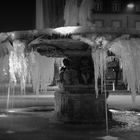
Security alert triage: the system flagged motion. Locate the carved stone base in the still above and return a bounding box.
[54,86,112,123]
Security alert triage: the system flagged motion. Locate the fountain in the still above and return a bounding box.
[0,26,140,140]
[1,26,140,125]
[54,55,111,123]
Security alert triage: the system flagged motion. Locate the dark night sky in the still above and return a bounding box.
[0,0,36,32]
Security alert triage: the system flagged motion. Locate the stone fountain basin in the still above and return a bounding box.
[0,95,54,110]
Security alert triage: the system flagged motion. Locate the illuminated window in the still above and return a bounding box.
[112,1,121,12]
[112,20,121,28]
[94,0,103,12]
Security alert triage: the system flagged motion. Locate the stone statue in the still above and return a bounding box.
[59,58,79,85]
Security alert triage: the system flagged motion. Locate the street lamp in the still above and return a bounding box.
[126,3,135,29]
[127,3,135,10]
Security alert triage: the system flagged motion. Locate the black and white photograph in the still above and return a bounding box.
[0,0,140,140]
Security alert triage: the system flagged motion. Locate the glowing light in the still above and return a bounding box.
[6,109,16,113]
[127,3,135,9]
[6,108,27,113]
[109,109,120,113]
[0,114,7,118]
[137,113,140,116]
[54,26,80,35]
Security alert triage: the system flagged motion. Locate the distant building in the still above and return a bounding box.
[91,0,140,30]
[35,0,140,30]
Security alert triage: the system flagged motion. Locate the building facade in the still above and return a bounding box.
[90,0,140,30]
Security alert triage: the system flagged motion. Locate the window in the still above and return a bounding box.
[94,0,103,12]
[135,21,140,30]
[135,3,140,12]
[112,1,121,12]
[94,20,104,27]
[112,20,121,28]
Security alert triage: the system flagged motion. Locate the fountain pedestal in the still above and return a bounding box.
[54,85,111,123]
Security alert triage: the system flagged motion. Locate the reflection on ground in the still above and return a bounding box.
[0,107,140,140]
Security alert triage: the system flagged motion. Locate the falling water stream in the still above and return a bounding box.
[104,75,109,135]
[1,36,140,139]
[6,83,15,111]
[6,83,11,110]
[1,80,140,140]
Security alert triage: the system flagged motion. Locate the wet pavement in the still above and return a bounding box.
[0,108,140,140]
[0,93,140,140]
[0,110,105,140]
